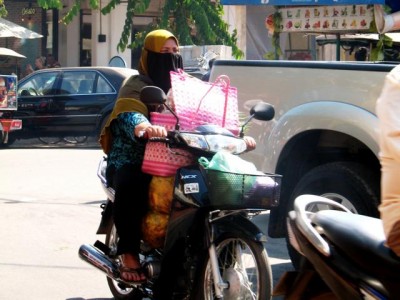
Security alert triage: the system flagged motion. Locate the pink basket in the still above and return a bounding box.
[170,70,239,134]
[142,112,195,176]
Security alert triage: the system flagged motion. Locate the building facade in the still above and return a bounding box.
[2,0,274,78]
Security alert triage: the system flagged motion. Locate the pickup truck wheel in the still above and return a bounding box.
[286,161,380,269]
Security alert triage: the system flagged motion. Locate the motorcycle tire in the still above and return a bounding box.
[286,161,380,270]
[192,233,272,300]
[105,223,145,300]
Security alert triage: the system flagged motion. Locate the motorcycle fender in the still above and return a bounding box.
[213,214,267,243]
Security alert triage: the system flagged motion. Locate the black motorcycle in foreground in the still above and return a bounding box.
[274,194,400,299]
[79,86,282,299]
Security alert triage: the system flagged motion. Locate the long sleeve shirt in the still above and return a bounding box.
[107,112,150,170]
[376,64,400,256]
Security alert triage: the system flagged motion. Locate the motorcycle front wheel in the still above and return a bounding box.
[105,224,145,300]
[194,233,272,300]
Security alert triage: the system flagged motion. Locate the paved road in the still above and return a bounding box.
[0,139,292,299]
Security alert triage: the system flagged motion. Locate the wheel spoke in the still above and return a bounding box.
[203,237,269,299]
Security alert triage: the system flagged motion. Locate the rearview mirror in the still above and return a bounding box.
[250,102,275,121]
[140,85,181,130]
[240,102,275,137]
[140,86,167,105]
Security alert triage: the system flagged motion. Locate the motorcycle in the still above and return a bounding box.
[274,194,400,299]
[78,86,282,299]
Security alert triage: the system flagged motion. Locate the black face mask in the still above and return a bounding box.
[146,51,183,94]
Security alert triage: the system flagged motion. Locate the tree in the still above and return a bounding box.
[35,0,243,58]
[0,0,7,17]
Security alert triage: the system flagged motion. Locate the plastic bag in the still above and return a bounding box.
[142,176,174,249]
[199,151,261,175]
[199,151,263,206]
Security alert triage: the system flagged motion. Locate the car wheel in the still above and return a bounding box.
[285,161,380,269]
[38,136,63,145]
[63,136,88,144]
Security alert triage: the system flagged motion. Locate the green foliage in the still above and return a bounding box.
[61,0,82,24]
[114,0,151,52]
[129,0,243,58]
[368,5,398,61]
[0,0,7,17]
[37,0,63,9]
[370,34,397,61]
[35,0,243,59]
[264,10,282,60]
[101,0,121,14]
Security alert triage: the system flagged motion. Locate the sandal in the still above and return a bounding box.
[119,266,147,284]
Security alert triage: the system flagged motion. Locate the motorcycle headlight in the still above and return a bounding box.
[180,133,247,154]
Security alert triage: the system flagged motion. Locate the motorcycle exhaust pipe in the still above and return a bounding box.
[79,244,120,280]
[79,243,161,281]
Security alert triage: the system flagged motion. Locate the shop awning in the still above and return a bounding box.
[0,18,43,39]
[221,0,384,5]
[0,47,26,59]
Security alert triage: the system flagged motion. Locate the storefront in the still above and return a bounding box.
[220,0,399,61]
[0,1,46,77]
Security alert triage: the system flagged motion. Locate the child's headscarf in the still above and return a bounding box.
[138,29,183,93]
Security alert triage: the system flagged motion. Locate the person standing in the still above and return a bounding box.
[34,56,46,70]
[23,64,34,78]
[376,64,400,256]
[99,29,183,283]
[22,56,45,78]
[46,54,61,68]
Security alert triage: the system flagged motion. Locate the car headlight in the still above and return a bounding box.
[180,133,247,154]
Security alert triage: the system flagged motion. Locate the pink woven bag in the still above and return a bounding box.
[170,69,239,134]
[141,112,195,176]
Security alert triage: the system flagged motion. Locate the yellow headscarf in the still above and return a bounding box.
[138,29,180,75]
[99,29,179,154]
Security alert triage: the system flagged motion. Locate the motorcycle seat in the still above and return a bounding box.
[312,210,400,280]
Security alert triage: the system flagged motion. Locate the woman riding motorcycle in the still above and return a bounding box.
[99,29,182,283]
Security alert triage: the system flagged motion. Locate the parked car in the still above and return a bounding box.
[11,66,138,143]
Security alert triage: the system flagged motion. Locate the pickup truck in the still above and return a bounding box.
[210,59,396,264]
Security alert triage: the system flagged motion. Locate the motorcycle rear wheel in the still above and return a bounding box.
[105,224,145,300]
[193,233,272,300]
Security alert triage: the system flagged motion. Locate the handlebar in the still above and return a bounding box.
[145,128,248,156]
[149,136,170,143]
[293,195,352,257]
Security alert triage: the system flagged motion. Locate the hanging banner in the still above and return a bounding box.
[277,5,374,32]
[221,0,384,5]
